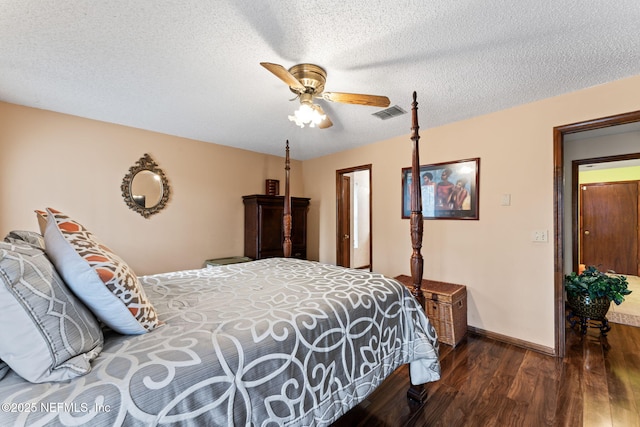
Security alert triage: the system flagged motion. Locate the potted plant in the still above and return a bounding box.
[564,265,632,320]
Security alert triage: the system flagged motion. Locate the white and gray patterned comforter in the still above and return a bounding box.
[0,258,440,426]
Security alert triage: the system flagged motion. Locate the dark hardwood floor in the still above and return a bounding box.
[332,323,640,426]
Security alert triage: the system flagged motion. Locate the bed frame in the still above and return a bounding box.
[0,97,434,426]
[406,91,427,402]
[283,140,292,258]
[281,92,428,403]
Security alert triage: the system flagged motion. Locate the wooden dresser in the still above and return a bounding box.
[243,195,310,260]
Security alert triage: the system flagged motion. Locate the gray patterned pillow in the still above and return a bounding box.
[4,230,45,250]
[0,360,8,380]
[1,233,45,381]
[0,242,104,383]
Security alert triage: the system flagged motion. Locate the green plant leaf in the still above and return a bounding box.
[564,265,631,305]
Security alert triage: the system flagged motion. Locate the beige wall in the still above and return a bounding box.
[303,74,640,350]
[0,102,303,275]
[3,74,640,351]
[580,165,640,183]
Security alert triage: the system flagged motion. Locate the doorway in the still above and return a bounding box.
[578,177,639,276]
[336,165,372,270]
[553,110,640,357]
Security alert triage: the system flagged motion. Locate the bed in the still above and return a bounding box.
[0,93,439,426]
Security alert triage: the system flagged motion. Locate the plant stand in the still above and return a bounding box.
[566,310,611,336]
[566,294,612,336]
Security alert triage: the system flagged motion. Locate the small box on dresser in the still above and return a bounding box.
[396,275,467,347]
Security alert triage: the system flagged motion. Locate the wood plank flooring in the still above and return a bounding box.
[332,323,640,426]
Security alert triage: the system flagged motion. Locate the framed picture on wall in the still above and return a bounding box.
[402,157,480,220]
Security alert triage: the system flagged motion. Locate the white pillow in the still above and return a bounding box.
[42,208,162,334]
[0,242,103,383]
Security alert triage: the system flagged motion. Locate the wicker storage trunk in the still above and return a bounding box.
[396,275,467,347]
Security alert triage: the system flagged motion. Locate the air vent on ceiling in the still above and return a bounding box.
[372,105,407,120]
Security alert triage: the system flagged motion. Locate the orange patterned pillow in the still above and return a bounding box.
[41,208,162,334]
[35,209,48,235]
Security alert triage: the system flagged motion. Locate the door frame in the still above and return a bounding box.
[553,109,640,357]
[336,164,373,271]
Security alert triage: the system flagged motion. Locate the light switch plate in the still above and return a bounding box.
[532,230,548,242]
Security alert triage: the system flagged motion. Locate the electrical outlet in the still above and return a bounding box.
[532,230,548,242]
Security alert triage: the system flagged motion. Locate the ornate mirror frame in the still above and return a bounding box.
[121,153,170,218]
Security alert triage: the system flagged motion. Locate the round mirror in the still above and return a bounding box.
[131,170,163,208]
[121,154,170,218]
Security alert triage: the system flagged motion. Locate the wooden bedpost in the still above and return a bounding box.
[406,91,428,404]
[283,140,292,258]
[409,92,425,308]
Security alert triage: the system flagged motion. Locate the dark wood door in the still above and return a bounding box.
[580,181,639,275]
[337,175,351,268]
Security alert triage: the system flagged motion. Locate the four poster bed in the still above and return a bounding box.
[0,93,439,426]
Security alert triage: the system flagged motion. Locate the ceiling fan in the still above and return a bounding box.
[260,62,390,129]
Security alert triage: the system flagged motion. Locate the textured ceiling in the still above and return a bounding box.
[1,1,639,160]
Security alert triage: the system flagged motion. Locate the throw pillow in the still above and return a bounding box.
[42,208,162,334]
[0,242,103,383]
[0,360,9,380]
[35,209,48,235]
[4,230,46,250]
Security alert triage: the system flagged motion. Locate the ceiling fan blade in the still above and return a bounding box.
[321,92,390,108]
[260,62,306,91]
[315,104,333,129]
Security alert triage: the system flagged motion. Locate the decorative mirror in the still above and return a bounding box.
[121,154,170,218]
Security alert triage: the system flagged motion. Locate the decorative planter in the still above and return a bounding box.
[566,293,612,335]
[567,294,610,320]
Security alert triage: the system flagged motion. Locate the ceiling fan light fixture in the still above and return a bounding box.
[288,101,326,128]
[262,61,388,131]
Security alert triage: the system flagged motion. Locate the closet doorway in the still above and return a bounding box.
[336,165,372,270]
